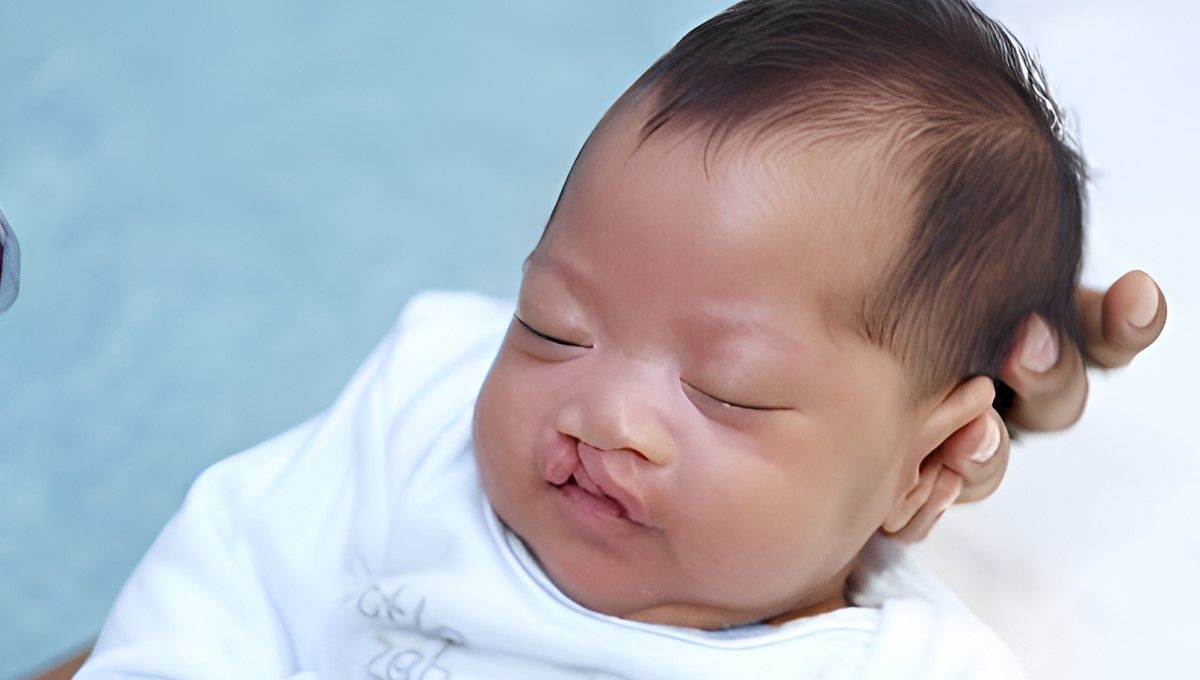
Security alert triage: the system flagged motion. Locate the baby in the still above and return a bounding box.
[476,0,1094,625]
[80,0,1091,678]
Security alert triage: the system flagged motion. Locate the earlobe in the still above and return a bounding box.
[881,375,996,533]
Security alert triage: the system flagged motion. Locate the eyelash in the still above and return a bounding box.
[514,315,590,348]
[682,381,772,412]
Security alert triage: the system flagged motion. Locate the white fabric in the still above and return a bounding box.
[78,291,1028,680]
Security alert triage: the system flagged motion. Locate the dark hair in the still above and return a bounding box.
[543,0,1086,404]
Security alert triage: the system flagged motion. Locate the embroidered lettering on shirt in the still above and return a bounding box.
[358,583,465,680]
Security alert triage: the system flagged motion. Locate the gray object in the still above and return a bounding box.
[0,208,19,313]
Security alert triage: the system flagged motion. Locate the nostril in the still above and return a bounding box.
[627,448,651,463]
[583,442,653,466]
[574,435,669,468]
[577,440,644,461]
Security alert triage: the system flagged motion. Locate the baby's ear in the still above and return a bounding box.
[881,375,996,536]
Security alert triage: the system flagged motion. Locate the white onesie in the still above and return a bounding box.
[77,291,1028,680]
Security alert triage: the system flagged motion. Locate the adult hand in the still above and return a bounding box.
[0,208,19,313]
[887,270,1167,543]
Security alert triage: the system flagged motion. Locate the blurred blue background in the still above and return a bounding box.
[1,1,1196,679]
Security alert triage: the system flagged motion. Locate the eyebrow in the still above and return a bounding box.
[521,251,598,305]
[690,310,829,375]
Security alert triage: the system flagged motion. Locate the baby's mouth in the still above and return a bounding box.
[543,441,653,527]
[560,464,632,521]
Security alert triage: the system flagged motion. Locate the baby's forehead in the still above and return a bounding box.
[568,109,915,291]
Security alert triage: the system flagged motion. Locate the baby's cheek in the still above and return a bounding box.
[475,352,548,479]
[474,365,523,471]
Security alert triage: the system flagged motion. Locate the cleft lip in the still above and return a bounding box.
[542,437,578,486]
[576,443,653,527]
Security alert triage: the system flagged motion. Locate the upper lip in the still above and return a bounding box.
[574,442,653,527]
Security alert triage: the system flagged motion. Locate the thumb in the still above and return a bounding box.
[940,409,1010,504]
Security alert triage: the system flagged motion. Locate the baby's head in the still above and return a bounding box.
[473,0,1085,629]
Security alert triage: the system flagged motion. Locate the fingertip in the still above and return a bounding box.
[967,415,1002,464]
[1001,329,1089,431]
[941,409,1000,473]
[1000,312,1073,395]
[1101,270,1167,359]
[1120,270,1161,330]
[1017,314,1060,374]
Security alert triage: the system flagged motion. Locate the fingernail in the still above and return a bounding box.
[969,418,1001,463]
[1020,315,1058,373]
[1128,277,1159,329]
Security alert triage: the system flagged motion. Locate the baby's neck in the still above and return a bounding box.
[622,576,852,631]
[761,590,850,626]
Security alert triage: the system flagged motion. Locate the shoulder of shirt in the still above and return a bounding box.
[178,290,514,538]
[374,289,515,411]
[393,289,515,343]
[854,537,1030,679]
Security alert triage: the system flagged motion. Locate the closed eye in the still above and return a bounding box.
[682,380,788,412]
[514,315,591,348]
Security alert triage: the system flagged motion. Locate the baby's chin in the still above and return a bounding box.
[502,516,696,624]
[537,553,736,629]
[517,527,800,630]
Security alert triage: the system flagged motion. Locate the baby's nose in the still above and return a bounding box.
[555,360,674,466]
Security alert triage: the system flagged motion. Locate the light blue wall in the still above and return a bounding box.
[0,2,727,675]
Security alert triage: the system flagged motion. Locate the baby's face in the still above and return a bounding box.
[473,105,931,629]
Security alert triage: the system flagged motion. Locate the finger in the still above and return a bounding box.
[940,409,1010,504]
[1000,314,1089,432]
[888,467,963,544]
[1078,270,1167,369]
